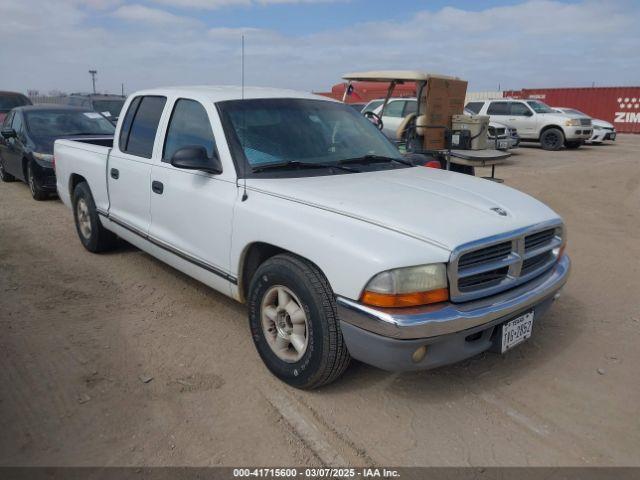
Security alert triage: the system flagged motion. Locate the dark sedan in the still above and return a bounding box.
[0,105,115,200]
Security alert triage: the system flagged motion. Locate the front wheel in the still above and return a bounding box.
[72,182,118,253]
[27,161,48,200]
[539,128,565,151]
[248,254,350,389]
[564,140,582,149]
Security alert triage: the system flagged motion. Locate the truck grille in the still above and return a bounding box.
[448,223,563,302]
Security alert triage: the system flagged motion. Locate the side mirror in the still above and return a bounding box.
[170,146,222,174]
[1,128,17,139]
[524,110,533,117]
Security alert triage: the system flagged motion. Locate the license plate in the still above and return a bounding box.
[610,133,616,140]
[497,139,509,149]
[501,311,534,353]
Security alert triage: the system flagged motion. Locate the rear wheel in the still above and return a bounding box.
[540,128,564,151]
[72,182,118,253]
[248,254,350,389]
[27,161,48,200]
[0,157,16,182]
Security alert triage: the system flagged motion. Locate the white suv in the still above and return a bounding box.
[466,99,592,150]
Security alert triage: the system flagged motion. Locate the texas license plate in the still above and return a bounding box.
[501,311,534,353]
[497,139,509,149]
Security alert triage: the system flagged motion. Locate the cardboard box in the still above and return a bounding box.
[420,77,468,150]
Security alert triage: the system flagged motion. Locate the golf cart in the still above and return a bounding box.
[342,70,510,180]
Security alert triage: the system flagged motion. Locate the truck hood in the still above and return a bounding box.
[248,167,560,251]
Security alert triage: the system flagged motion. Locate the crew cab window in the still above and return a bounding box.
[163,99,216,162]
[119,95,166,158]
[465,102,483,114]
[487,102,509,115]
[510,102,532,116]
[383,101,406,118]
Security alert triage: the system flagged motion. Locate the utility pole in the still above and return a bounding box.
[88,70,97,94]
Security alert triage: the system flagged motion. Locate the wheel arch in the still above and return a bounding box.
[237,242,329,303]
[539,124,565,139]
[68,173,88,199]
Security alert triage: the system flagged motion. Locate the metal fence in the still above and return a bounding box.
[465,91,503,102]
[29,95,68,105]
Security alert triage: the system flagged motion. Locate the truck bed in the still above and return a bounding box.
[54,138,112,213]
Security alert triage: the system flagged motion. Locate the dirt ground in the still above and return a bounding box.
[1,135,639,467]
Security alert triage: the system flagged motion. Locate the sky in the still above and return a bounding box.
[0,0,638,95]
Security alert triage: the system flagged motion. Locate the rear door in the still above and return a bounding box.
[148,97,236,290]
[108,95,167,236]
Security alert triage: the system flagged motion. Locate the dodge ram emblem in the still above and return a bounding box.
[491,207,508,216]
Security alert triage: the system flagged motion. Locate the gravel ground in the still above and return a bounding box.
[1,135,639,467]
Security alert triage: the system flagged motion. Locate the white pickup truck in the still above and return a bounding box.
[55,86,570,389]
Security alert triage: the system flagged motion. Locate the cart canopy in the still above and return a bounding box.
[342,70,459,83]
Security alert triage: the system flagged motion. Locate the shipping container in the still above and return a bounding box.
[504,87,640,134]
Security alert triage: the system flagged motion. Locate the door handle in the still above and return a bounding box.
[152,180,164,194]
[110,168,119,179]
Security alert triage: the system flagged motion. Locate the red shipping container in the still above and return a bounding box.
[504,87,640,134]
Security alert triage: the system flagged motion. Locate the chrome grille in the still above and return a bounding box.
[448,222,563,302]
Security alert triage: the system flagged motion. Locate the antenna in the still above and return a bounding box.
[241,34,248,202]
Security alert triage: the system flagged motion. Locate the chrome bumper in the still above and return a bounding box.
[336,255,570,340]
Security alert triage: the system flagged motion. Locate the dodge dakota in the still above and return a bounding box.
[54,86,570,389]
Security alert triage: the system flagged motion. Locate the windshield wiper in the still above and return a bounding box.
[338,154,412,166]
[251,160,359,173]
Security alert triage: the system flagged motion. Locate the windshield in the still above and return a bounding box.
[219,98,403,171]
[92,100,125,117]
[25,110,115,137]
[363,100,384,112]
[0,94,30,111]
[526,100,555,113]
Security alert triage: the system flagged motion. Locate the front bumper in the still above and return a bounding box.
[564,126,591,140]
[336,255,570,371]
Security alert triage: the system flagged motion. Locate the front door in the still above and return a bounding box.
[149,98,236,291]
[506,102,537,138]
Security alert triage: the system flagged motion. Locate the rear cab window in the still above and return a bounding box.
[118,96,167,158]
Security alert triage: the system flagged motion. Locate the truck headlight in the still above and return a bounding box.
[360,264,449,308]
[33,152,54,162]
[564,119,580,127]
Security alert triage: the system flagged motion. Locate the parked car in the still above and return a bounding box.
[551,107,616,144]
[464,108,519,151]
[0,91,31,124]
[0,105,115,200]
[54,86,570,389]
[465,99,592,150]
[347,102,367,112]
[67,93,126,123]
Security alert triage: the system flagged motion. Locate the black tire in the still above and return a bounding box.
[72,181,118,253]
[0,157,16,182]
[248,254,350,389]
[564,140,582,149]
[539,128,565,151]
[27,161,48,200]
